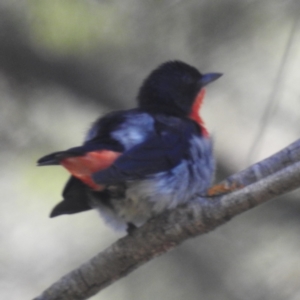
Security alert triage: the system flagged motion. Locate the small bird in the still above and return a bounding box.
[38,61,222,232]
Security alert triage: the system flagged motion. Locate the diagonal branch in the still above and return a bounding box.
[34,139,300,300]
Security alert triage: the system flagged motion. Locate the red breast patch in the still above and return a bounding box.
[189,88,209,138]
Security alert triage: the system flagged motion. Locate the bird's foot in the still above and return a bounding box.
[126,222,137,235]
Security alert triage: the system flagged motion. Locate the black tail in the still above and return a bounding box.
[50,176,92,217]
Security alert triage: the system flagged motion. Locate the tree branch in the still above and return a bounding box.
[34,139,300,300]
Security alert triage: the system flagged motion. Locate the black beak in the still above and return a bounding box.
[200,73,223,86]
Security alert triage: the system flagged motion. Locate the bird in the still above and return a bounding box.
[37,61,222,232]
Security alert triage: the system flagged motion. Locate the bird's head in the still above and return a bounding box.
[137,60,222,117]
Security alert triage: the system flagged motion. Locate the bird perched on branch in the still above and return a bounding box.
[38,61,222,232]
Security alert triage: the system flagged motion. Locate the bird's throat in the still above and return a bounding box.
[189,88,209,138]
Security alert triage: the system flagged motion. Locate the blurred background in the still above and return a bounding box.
[1,0,300,299]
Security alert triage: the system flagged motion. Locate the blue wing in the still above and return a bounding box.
[93,118,200,184]
[37,109,139,166]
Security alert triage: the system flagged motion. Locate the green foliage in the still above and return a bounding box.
[28,0,126,54]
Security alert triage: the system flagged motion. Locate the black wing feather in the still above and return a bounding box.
[37,141,123,166]
[93,119,197,184]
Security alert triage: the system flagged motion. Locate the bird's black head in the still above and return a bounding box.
[137,60,222,116]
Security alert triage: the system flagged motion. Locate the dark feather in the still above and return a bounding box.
[93,118,198,184]
[50,176,92,217]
